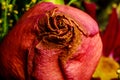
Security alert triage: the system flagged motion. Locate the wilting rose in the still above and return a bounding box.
[0,2,102,80]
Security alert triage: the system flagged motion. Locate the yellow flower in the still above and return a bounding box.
[1,1,6,10]
[8,4,13,12]
[93,56,119,80]
[0,19,2,24]
[31,0,36,3]
[13,10,18,14]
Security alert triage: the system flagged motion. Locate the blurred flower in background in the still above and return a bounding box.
[82,1,120,80]
[0,0,120,80]
[65,0,120,79]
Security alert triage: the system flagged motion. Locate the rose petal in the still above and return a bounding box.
[56,4,99,36]
[0,2,102,80]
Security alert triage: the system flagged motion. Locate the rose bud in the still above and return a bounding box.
[0,2,102,80]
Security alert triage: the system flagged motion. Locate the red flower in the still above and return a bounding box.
[84,2,120,62]
[113,20,120,63]
[83,1,97,21]
[83,1,120,79]
[0,2,102,80]
[101,8,119,56]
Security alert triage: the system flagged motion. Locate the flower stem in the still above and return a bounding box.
[67,0,77,5]
[2,0,9,38]
[12,0,16,4]
[43,0,64,4]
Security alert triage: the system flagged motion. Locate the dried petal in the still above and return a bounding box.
[0,2,102,80]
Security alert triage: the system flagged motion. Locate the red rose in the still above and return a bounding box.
[0,2,102,80]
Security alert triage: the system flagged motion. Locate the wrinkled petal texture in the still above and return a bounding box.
[0,2,102,80]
